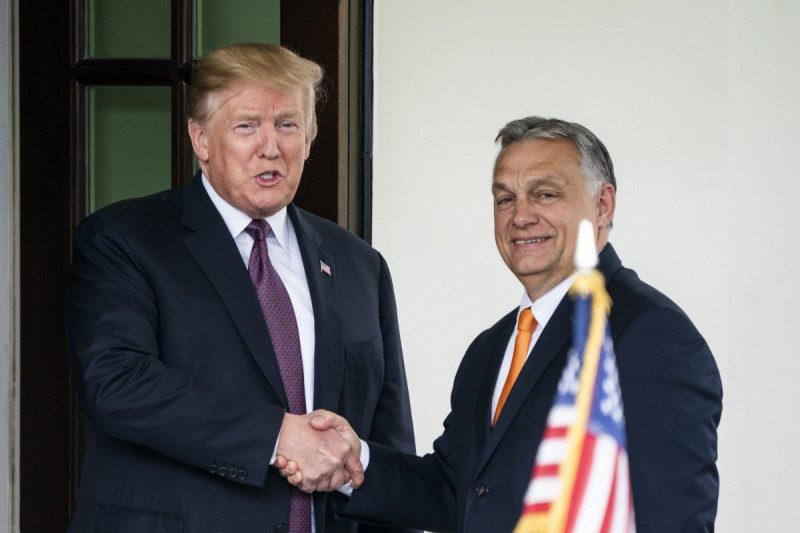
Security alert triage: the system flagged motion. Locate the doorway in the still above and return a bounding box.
[18,1,372,530]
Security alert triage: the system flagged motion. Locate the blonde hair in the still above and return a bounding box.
[189,43,325,141]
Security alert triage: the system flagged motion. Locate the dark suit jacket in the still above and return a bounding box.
[341,244,722,533]
[65,174,418,533]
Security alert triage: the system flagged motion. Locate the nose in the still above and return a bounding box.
[257,127,280,159]
[512,198,539,227]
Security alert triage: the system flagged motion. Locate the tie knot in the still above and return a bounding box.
[245,219,271,241]
[518,308,536,333]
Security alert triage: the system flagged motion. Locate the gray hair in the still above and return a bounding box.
[494,116,616,197]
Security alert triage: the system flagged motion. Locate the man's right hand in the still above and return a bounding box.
[275,410,363,493]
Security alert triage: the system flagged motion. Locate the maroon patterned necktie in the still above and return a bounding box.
[245,219,311,533]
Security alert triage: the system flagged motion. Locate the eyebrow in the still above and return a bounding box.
[275,109,302,120]
[491,181,512,193]
[496,174,563,186]
[232,107,302,122]
[233,113,262,122]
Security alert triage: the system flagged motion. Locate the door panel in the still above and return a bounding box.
[88,86,172,211]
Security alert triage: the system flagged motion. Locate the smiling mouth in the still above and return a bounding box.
[256,172,279,180]
[514,237,548,244]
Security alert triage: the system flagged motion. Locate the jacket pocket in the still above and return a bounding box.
[344,335,382,361]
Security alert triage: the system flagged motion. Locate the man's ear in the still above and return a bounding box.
[187,119,209,162]
[596,183,616,229]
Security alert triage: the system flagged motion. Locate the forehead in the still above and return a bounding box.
[493,138,583,183]
[211,83,307,119]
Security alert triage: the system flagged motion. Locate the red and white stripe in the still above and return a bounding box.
[566,433,635,533]
[521,404,575,513]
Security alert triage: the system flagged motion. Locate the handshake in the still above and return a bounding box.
[275,409,363,493]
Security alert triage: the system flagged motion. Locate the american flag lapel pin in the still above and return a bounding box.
[320,260,331,276]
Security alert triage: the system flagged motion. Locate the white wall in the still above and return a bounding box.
[373,1,800,531]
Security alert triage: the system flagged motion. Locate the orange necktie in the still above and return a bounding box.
[492,308,537,428]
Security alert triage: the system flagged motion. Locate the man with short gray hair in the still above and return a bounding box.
[282,116,722,533]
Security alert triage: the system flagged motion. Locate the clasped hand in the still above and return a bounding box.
[275,410,362,493]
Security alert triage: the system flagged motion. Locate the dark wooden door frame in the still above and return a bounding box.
[19,1,373,530]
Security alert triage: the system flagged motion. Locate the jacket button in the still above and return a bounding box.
[238,469,248,481]
[208,464,217,474]
[218,466,228,477]
[275,524,289,533]
[475,484,487,497]
[228,467,238,478]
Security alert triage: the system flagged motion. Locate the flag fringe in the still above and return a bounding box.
[514,513,550,533]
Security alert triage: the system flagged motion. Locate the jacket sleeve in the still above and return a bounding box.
[339,441,457,533]
[353,254,425,533]
[65,213,283,488]
[614,304,722,532]
[363,253,417,452]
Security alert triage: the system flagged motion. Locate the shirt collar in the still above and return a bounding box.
[519,272,579,327]
[201,173,291,252]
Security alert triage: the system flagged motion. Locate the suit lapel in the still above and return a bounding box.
[472,313,515,456]
[476,295,574,475]
[288,205,344,412]
[179,175,288,407]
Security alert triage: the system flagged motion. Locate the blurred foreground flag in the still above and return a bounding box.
[514,220,635,533]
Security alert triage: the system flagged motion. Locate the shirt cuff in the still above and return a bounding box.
[337,439,370,496]
[269,434,279,465]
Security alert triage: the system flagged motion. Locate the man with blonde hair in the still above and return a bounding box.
[66,43,418,533]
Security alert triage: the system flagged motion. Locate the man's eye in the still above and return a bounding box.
[278,121,298,130]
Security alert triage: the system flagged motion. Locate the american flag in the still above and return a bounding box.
[514,270,635,533]
[320,260,331,276]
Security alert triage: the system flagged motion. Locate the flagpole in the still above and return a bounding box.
[547,221,607,532]
[514,220,611,533]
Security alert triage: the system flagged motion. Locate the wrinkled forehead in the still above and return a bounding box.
[493,138,583,177]
[203,82,311,124]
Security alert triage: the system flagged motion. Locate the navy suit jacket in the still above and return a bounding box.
[341,244,722,533]
[65,174,418,533]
